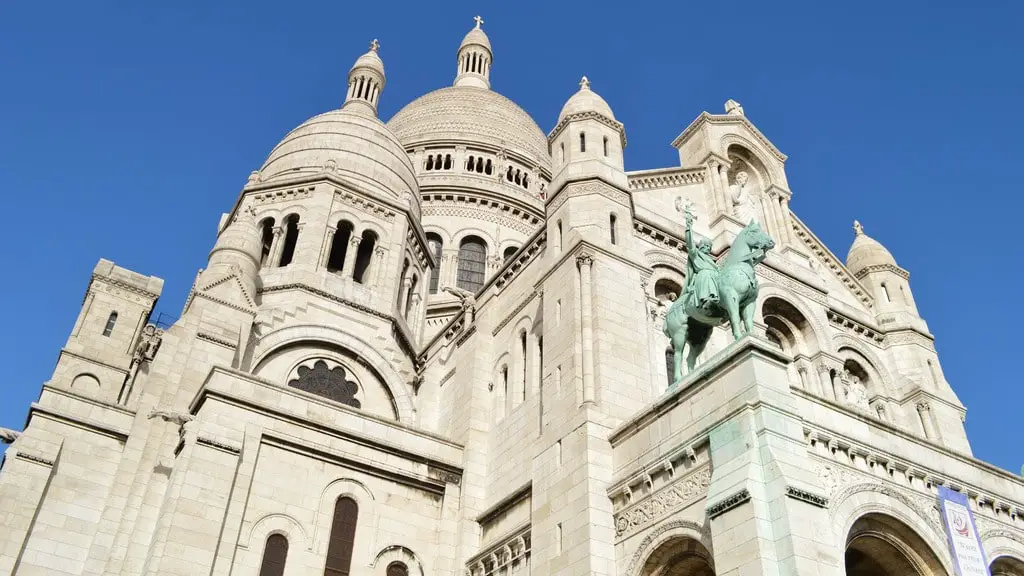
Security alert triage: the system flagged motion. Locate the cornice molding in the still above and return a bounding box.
[672,112,787,162]
[547,110,627,148]
[627,167,706,191]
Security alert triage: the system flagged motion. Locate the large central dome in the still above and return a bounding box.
[387,86,551,171]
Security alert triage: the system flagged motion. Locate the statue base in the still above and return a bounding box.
[611,336,841,575]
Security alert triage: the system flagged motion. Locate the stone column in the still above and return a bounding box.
[319,227,336,269]
[815,363,835,401]
[267,226,285,268]
[342,237,361,278]
[916,402,937,439]
[706,160,722,214]
[397,277,412,317]
[577,254,595,405]
[370,246,386,287]
[780,196,795,245]
[718,164,733,218]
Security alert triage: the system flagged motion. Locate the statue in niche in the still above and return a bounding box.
[132,323,163,366]
[840,369,871,412]
[662,203,775,388]
[730,170,760,225]
[288,360,361,409]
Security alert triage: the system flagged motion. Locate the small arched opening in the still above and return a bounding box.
[426,233,443,294]
[327,220,354,273]
[503,246,518,266]
[278,214,300,267]
[353,230,377,284]
[259,217,275,267]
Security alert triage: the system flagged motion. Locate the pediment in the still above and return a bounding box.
[196,271,257,311]
[790,215,874,312]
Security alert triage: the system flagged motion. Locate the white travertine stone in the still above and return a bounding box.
[1,17,1021,576]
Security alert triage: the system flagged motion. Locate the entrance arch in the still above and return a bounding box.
[992,555,1024,576]
[845,513,948,576]
[638,537,714,576]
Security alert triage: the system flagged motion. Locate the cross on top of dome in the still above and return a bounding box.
[369,39,380,52]
[473,15,484,28]
[579,76,591,90]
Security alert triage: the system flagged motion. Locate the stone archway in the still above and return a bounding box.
[638,537,715,576]
[992,555,1024,576]
[845,513,949,576]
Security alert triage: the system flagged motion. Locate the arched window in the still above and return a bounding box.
[506,166,514,182]
[501,365,509,415]
[603,136,609,157]
[609,213,617,245]
[456,236,487,292]
[503,246,518,265]
[426,233,443,294]
[443,154,452,170]
[278,214,300,267]
[324,497,358,576]
[387,562,409,576]
[514,169,521,185]
[397,259,409,307]
[404,274,418,319]
[881,282,891,302]
[353,230,376,283]
[520,331,528,401]
[556,220,563,253]
[327,221,354,272]
[425,155,434,170]
[102,312,118,337]
[559,142,565,163]
[522,174,529,188]
[485,159,492,175]
[580,132,586,153]
[466,155,475,171]
[476,157,484,173]
[258,534,288,576]
[259,217,275,267]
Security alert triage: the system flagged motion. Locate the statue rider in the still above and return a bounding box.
[682,207,720,314]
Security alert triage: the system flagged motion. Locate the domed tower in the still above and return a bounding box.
[546,77,631,252]
[227,40,430,419]
[387,17,552,338]
[846,220,919,317]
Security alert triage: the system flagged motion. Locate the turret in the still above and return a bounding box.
[454,16,492,89]
[342,39,386,116]
[204,206,262,299]
[845,220,918,317]
[548,77,627,189]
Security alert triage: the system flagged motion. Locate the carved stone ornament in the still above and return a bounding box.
[288,360,361,409]
[614,466,711,537]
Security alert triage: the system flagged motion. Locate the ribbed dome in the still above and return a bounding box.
[260,109,418,202]
[846,221,899,275]
[351,49,385,77]
[387,86,551,170]
[460,27,491,53]
[558,78,615,122]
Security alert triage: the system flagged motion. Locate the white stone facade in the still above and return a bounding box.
[2,19,1023,576]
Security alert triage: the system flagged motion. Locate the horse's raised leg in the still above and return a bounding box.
[687,323,713,372]
[721,288,743,340]
[669,318,689,389]
[741,299,756,335]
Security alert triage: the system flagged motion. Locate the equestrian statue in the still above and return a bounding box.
[662,205,775,388]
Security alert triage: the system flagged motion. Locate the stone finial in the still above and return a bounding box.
[473,15,484,28]
[853,220,864,236]
[724,99,744,116]
[579,76,591,90]
[369,38,380,52]
[247,170,262,184]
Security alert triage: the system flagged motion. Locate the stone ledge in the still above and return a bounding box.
[707,488,751,518]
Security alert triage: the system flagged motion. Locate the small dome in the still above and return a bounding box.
[388,86,550,171]
[558,77,615,122]
[351,45,385,78]
[260,109,418,202]
[846,220,899,275]
[460,18,491,53]
[210,208,261,266]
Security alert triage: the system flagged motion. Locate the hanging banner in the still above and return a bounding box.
[937,486,991,576]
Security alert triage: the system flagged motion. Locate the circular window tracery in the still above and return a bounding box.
[287,359,361,408]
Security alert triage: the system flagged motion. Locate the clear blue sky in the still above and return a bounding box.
[1,2,1021,473]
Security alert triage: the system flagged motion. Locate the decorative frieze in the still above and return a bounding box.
[785,486,829,508]
[250,186,312,206]
[627,167,706,191]
[614,465,711,536]
[707,488,751,518]
[826,309,884,344]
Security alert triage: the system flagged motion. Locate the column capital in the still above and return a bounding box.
[576,253,594,268]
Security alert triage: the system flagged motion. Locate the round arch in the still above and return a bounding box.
[251,324,416,423]
[755,284,831,354]
[831,483,954,576]
[371,545,426,576]
[758,294,824,357]
[991,554,1024,576]
[241,512,311,551]
[720,134,784,186]
[313,477,379,571]
[831,334,896,392]
[625,520,713,576]
[846,512,950,576]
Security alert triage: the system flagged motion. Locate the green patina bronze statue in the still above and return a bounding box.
[663,206,775,388]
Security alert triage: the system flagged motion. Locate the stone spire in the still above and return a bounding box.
[343,39,386,116]
[454,16,492,89]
